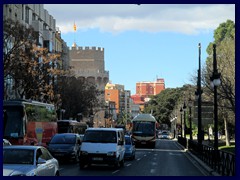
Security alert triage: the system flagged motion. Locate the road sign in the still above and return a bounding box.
[193,101,213,126]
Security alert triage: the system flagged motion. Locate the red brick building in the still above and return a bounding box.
[136,78,165,98]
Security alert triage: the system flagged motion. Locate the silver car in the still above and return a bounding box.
[3,145,60,176]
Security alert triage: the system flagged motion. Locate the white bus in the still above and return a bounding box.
[131,114,157,148]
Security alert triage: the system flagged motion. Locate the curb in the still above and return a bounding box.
[176,142,221,176]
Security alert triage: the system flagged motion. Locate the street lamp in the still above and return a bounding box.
[210,44,221,151]
[195,43,203,145]
[61,109,66,120]
[183,102,187,138]
[180,107,183,137]
[170,116,177,139]
[188,97,193,140]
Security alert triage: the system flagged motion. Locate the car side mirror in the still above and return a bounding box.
[37,158,47,165]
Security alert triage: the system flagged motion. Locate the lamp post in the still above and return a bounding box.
[183,102,187,138]
[210,44,221,151]
[195,43,203,145]
[188,97,193,140]
[180,107,183,137]
[61,109,66,120]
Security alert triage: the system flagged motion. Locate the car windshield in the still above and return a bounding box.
[3,149,34,165]
[83,131,116,143]
[50,134,76,144]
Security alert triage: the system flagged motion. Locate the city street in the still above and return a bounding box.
[3,4,235,177]
[59,139,208,176]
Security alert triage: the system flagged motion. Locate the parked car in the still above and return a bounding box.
[3,139,12,146]
[47,133,81,163]
[3,145,59,176]
[124,135,136,160]
[79,128,125,169]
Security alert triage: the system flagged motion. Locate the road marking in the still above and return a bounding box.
[112,170,120,174]
[150,169,156,174]
[151,162,158,166]
[137,158,141,161]
[169,152,182,156]
[144,154,147,157]
[126,163,131,167]
[137,148,185,153]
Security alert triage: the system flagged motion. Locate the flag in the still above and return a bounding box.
[73,22,76,31]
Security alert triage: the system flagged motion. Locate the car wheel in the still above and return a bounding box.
[55,171,60,176]
[114,159,120,169]
[79,162,85,169]
[131,153,135,160]
[74,153,79,163]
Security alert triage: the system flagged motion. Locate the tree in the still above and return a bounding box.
[4,18,62,103]
[144,87,185,127]
[58,76,100,119]
[203,20,235,146]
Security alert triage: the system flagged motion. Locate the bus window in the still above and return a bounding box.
[25,104,57,122]
[3,106,24,138]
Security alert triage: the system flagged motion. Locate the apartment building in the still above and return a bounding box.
[3,4,69,100]
[105,82,131,118]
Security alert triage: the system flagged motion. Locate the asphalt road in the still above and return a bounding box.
[59,139,208,176]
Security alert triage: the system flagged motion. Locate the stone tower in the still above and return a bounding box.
[69,44,109,105]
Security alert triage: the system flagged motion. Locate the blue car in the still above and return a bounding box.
[124,135,136,160]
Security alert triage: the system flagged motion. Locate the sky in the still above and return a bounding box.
[44,4,235,94]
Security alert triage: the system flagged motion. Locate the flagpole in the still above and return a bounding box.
[74,21,76,45]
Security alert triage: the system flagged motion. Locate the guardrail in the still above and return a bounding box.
[177,136,187,148]
[186,139,235,176]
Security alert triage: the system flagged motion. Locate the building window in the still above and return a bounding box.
[22,5,24,20]
[25,6,30,24]
[9,8,12,18]
[43,23,47,30]
[32,13,36,21]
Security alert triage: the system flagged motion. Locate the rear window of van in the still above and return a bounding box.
[83,131,117,143]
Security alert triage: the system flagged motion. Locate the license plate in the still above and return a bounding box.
[141,142,146,144]
[93,157,103,161]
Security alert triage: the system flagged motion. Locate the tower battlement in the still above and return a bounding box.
[69,46,104,52]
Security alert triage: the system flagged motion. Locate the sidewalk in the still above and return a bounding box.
[175,139,221,176]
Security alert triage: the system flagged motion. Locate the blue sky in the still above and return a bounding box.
[44,4,235,94]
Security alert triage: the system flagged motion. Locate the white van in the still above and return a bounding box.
[79,128,125,169]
